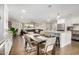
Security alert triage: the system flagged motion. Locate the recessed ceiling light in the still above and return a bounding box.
[21,16,23,19]
[22,9,26,13]
[48,5,52,8]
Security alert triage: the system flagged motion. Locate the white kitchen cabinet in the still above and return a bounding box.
[5,35,13,55]
[0,41,5,55]
[60,31,71,48]
[3,4,13,55]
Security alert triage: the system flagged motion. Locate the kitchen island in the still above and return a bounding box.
[43,31,72,48]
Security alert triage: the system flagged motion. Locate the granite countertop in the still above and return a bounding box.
[44,31,71,37]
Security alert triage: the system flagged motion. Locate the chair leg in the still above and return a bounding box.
[52,44,56,55]
[25,42,27,52]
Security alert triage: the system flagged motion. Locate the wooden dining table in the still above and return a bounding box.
[26,33,47,55]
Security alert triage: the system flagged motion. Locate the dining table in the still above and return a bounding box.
[26,33,48,55]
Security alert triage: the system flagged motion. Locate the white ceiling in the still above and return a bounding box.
[8,4,79,23]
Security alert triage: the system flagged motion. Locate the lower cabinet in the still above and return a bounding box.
[5,37,13,55]
[60,31,71,48]
[0,41,5,55]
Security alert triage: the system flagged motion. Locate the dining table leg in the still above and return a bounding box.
[36,41,46,55]
[37,43,40,55]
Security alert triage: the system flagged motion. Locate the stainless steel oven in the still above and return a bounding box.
[57,24,65,31]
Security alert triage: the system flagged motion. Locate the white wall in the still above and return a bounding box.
[57,19,65,24]
[65,16,79,31]
[0,5,4,40]
[66,16,79,26]
[71,17,79,24]
[4,4,9,39]
[4,4,13,55]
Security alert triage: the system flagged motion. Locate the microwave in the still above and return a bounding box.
[57,24,65,31]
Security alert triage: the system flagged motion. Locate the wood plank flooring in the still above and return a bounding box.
[9,36,79,55]
[0,45,5,55]
[10,36,25,55]
[56,41,79,55]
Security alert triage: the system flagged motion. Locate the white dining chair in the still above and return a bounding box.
[40,37,56,55]
[22,34,37,55]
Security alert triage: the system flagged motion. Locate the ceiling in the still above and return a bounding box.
[8,4,79,23]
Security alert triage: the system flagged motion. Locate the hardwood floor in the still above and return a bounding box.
[9,36,79,55]
[10,36,25,55]
[56,41,79,55]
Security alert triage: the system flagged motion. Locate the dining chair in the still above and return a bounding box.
[22,34,37,55]
[39,37,56,55]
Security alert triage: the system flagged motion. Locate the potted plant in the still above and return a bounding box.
[8,27,18,38]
